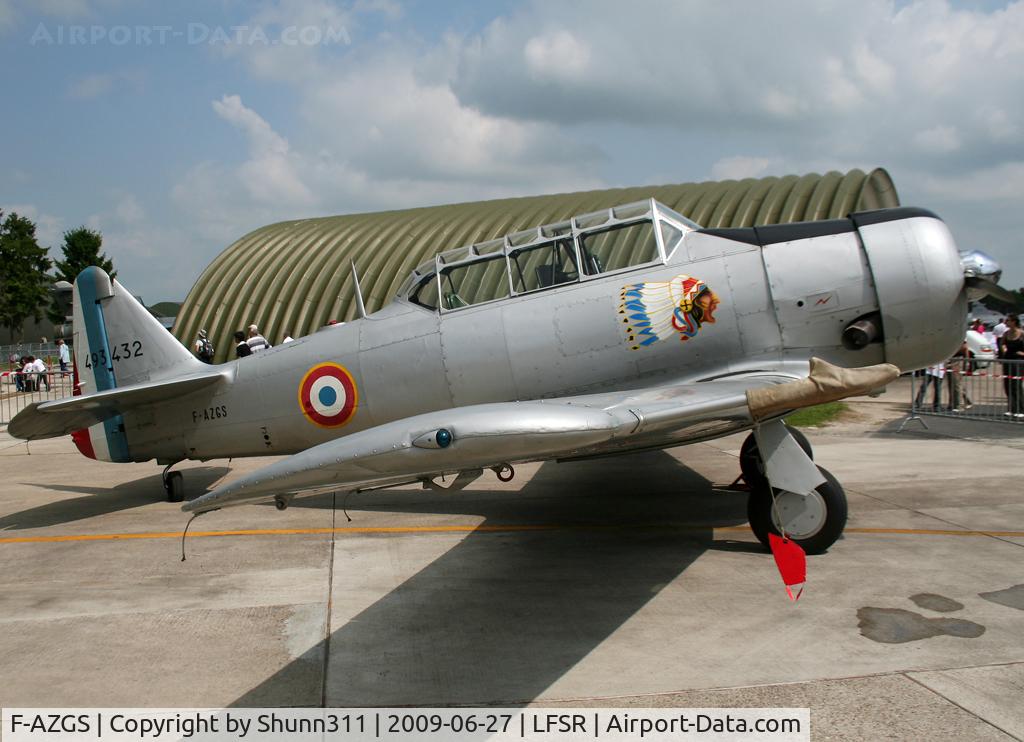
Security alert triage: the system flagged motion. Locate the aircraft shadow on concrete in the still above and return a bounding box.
[3,466,230,530]
[232,450,751,707]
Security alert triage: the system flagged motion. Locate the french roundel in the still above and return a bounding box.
[298,363,358,428]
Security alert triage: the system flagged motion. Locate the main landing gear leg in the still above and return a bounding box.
[739,426,848,555]
[162,462,185,503]
[739,425,812,490]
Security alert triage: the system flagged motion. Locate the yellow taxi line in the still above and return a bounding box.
[0,523,1022,544]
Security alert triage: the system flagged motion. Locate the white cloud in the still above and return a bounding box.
[35,0,92,18]
[211,94,314,206]
[524,30,590,80]
[913,125,961,154]
[114,194,144,224]
[78,194,197,301]
[852,42,895,93]
[173,13,604,247]
[174,75,603,248]
[450,0,1024,165]
[918,160,1024,202]
[822,57,864,110]
[353,0,402,20]
[67,70,144,100]
[0,0,15,29]
[303,55,600,185]
[217,0,353,83]
[976,106,1017,142]
[710,156,781,181]
[68,73,113,99]
[759,88,805,120]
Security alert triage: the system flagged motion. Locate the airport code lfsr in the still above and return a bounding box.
[2,708,809,741]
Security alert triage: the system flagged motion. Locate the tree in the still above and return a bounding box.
[48,226,116,324]
[0,211,53,339]
[52,226,115,283]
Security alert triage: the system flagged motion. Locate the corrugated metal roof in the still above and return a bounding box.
[174,168,898,361]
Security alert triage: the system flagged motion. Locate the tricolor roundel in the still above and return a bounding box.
[298,363,358,428]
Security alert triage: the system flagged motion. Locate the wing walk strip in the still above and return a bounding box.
[1,525,1023,545]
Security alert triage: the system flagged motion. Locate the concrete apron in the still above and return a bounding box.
[0,400,1022,740]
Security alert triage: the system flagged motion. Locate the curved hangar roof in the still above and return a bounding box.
[174,167,898,362]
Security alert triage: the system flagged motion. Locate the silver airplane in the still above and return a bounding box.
[10,199,1008,554]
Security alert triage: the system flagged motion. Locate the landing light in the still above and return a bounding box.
[412,428,454,449]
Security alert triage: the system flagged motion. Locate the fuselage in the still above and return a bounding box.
[119,204,965,465]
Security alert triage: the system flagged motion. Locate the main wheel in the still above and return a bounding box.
[739,425,812,488]
[164,471,185,503]
[747,465,847,555]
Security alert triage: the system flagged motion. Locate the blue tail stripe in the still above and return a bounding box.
[77,268,130,463]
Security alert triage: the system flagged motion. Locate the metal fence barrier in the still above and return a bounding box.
[908,357,1024,425]
[0,371,76,426]
[1,342,61,362]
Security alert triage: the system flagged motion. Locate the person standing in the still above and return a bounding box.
[998,314,1024,418]
[26,355,49,392]
[234,331,252,358]
[193,330,215,364]
[913,364,945,411]
[247,324,271,353]
[13,355,26,392]
[948,342,972,412]
[56,339,70,375]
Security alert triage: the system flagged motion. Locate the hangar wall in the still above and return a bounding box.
[174,168,898,362]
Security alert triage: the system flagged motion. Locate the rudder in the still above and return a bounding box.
[72,266,202,462]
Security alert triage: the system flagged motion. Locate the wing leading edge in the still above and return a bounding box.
[184,358,899,514]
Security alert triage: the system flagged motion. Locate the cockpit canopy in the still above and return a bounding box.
[397,199,697,312]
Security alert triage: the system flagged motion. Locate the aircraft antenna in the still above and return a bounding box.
[351,260,368,319]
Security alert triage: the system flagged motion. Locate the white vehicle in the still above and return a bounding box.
[965,329,996,368]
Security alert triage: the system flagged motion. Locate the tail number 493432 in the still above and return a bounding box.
[84,340,143,368]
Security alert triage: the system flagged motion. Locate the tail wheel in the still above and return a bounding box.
[739,425,812,488]
[747,465,847,555]
[164,471,185,503]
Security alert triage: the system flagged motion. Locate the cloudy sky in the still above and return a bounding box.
[1,0,1022,302]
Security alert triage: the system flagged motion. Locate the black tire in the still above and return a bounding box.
[747,465,847,555]
[165,471,184,503]
[739,425,812,488]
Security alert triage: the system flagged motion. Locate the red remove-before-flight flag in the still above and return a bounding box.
[769,533,806,601]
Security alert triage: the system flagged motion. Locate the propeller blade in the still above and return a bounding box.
[965,276,1020,306]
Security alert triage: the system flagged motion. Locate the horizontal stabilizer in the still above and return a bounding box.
[8,370,226,440]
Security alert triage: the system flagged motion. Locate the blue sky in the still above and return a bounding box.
[2,0,1023,302]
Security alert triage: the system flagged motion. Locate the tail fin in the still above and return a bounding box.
[73,267,202,392]
[71,267,202,462]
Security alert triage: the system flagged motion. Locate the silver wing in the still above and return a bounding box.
[183,359,898,514]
